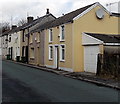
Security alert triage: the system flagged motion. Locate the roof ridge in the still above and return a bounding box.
[58,2,96,19]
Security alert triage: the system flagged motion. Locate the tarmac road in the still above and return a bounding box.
[2,60,120,103]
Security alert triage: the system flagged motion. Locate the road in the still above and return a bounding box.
[2,60,119,103]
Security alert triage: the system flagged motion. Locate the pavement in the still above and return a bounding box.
[4,60,120,90]
[2,60,119,102]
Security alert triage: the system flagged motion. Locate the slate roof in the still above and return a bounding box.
[2,29,12,36]
[22,13,56,30]
[111,13,120,17]
[1,13,55,36]
[85,33,120,43]
[33,3,96,32]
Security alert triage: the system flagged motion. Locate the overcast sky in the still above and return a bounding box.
[0,0,119,25]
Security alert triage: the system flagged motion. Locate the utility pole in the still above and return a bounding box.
[10,16,13,29]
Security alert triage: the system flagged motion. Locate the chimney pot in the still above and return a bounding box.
[12,25,17,29]
[27,16,34,23]
[46,8,49,14]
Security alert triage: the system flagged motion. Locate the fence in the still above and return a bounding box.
[97,53,120,78]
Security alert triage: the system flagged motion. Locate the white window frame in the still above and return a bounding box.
[49,29,53,42]
[60,44,65,61]
[30,48,34,58]
[49,45,53,60]
[37,32,40,42]
[30,33,33,43]
[60,25,65,41]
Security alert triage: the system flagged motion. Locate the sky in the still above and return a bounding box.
[0,0,119,25]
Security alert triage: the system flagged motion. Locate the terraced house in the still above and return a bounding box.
[1,31,8,59]
[28,10,56,65]
[43,2,119,73]
[7,25,21,61]
[1,2,120,74]
[19,10,55,63]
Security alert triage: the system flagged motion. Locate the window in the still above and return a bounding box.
[60,25,65,41]
[60,45,65,61]
[49,46,53,60]
[9,36,11,42]
[22,30,25,42]
[30,33,33,43]
[49,29,53,42]
[37,32,40,42]
[5,36,8,44]
[2,37,4,44]
[30,48,34,58]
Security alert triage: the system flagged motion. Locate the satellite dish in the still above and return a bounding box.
[96,8,105,19]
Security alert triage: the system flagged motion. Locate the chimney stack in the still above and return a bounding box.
[12,25,17,29]
[27,16,34,23]
[46,8,50,15]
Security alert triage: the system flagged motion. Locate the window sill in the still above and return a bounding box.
[49,41,53,44]
[30,42,33,44]
[30,57,35,60]
[60,60,65,62]
[60,40,65,42]
[37,41,40,43]
[49,59,53,61]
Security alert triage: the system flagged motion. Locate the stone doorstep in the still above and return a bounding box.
[3,60,120,90]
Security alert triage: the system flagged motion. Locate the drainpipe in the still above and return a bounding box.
[27,28,29,64]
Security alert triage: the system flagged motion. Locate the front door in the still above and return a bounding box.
[54,46,59,69]
[26,46,28,63]
[11,47,13,60]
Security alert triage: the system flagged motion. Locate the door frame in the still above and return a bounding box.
[54,45,59,69]
[84,45,99,73]
[11,47,13,60]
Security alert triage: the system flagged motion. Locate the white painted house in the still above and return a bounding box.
[8,26,21,60]
[1,32,8,59]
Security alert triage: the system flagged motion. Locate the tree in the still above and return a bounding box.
[17,18,27,26]
[0,22,10,33]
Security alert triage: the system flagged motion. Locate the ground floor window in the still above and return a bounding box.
[49,46,53,60]
[30,48,34,58]
[60,45,65,61]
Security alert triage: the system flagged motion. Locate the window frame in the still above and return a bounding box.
[49,28,53,43]
[30,33,33,43]
[60,25,65,42]
[37,32,40,42]
[22,30,25,42]
[9,35,11,42]
[60,44,65,61]
[30,47,34,58]
[49,45,53,60]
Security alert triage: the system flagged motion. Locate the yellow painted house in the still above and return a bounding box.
[43,2,119,73]
[42,2,119,73]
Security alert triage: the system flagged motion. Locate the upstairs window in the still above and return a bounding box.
[5,35,8,44]
[60,25,65,41]
[49,29,53,42]
[9,35,11,42]
[37,32,40,42]
[2,37,4,44]
[22,30,26,42]
[30,33,33,43]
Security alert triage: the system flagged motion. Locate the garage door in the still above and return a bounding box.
[84,46,100,73]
